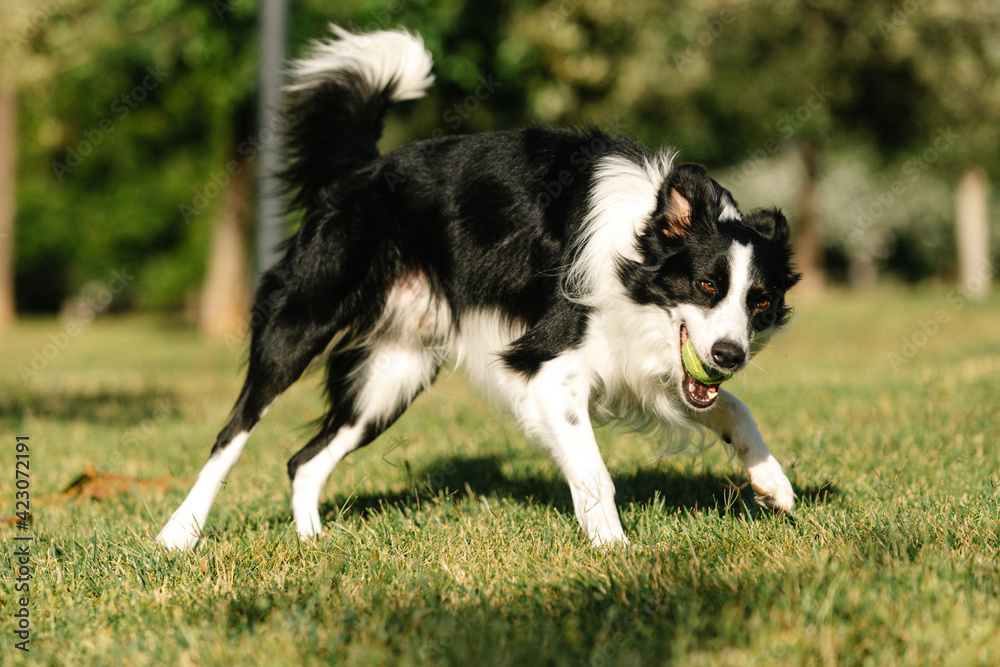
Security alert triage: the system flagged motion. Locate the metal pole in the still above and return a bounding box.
[254,0,288,282]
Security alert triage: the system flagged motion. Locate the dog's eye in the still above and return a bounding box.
[698,280,716,293]
[755,297,771,310]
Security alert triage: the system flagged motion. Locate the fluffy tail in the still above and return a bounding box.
[282,26,435,207]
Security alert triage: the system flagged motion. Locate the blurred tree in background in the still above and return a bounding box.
[4,0,997,324]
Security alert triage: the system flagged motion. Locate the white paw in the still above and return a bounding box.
[749,458,795,514]
[578,499,628,548]
[573,484,628,548]
[156,519,201,551]
[293,507,324,541]
[296,524,323,541]
[589,525,629,548]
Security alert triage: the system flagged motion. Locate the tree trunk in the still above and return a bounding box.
[199,163,251,339]
[0,87,16,327]
[794,141,825,296]
[955,167,991,298]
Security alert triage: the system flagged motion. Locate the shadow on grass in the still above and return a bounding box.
[317,454,838,524]
[0,387,179,425]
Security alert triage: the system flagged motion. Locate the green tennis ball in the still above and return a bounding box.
[681,338,728,385]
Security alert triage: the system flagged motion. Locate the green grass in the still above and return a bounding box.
[2,287,999,666]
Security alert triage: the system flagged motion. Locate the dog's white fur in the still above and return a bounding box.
[159,189,794,551]
[156,28,794,551]
[286,25,434,100]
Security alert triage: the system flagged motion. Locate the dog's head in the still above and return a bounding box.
[621,163,801,410]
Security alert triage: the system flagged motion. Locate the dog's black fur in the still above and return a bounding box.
[157,27,799,549]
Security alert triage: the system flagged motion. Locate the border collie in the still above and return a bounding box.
[157,26,800,550]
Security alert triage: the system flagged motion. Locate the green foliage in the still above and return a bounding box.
[14,0,257,311]
[1,289,999,663]
[9,0,1000,310]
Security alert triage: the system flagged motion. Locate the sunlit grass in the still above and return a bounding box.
[1,286,999,665]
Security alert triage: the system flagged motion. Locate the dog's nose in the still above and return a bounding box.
[711,340,746,370]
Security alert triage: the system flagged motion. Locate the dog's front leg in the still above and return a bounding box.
[513,357,627,547]
[691,389,794,513]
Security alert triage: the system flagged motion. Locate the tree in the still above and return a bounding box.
[0,85,15,327]
[10,0,996,319]
[199,152,251,338]
[14,0,261,323]
[890,2,999,296]
[0,3,35,327]
[956,168,990,296]
[495,1,999,291]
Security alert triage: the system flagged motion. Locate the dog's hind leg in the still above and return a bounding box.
[157,275,343,551]
[288,341,443,539]
[692,388,795,513]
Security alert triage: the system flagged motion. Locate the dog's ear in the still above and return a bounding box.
[743,207,789,242]
[663,189,693,238]
[711,179,743,222]
[658,163,719,239]
[636,163,720,269]
[745,208,802,289]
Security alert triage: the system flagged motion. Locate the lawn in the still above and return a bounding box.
[1,287,999,666]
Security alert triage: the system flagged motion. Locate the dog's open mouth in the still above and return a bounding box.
[679,325,727,409]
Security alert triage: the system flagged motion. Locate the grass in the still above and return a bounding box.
[1,287,999,666]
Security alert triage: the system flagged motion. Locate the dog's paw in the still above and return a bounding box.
[579,503,628,548]
[749,458,795,514]
[156,520,201,551]
[296,524,323,541]
[293,506,324,541]
[590,528,630,549]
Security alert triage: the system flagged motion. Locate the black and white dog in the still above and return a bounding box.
[157,27,800,550]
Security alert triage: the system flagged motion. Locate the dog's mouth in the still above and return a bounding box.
[679,324,727,409]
